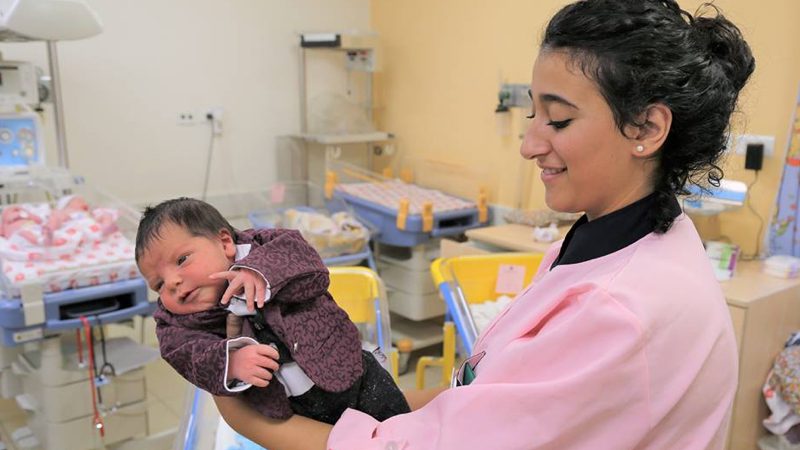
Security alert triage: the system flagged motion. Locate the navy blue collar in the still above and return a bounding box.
[551,193,681,269]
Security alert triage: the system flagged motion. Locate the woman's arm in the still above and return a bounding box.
[403,386,448,411]
[215,396,332,450]
[215,388,446,449]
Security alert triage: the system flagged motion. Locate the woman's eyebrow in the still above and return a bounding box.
[539,93,578,109]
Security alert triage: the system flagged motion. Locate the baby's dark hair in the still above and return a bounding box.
[135,197,235,262]
[542,0,755,232]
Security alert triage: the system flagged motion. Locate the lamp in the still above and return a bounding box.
[0,0,103,168]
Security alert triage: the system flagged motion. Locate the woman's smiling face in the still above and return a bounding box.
[520,50,654,220]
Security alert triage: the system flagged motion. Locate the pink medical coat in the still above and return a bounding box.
[328,214,737,449]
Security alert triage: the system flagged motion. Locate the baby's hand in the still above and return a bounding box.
[228,343,279,388]
[210,268,267,312]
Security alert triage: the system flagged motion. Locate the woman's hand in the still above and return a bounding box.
[211,268,267,312]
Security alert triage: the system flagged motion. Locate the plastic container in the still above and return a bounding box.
[430,253,544,356]
[0,167,152,346]
[326,160,490,247]
[248,181,376,270]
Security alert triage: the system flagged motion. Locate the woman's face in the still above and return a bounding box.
[520,50,653,220]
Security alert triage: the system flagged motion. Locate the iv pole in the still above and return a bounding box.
[46,40,69,168]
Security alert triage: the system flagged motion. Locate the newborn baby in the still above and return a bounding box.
[0,205,48,246]
[47,195,119,243]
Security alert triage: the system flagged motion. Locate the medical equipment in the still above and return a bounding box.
[681,179,748,215]
[424,253,543,386]
[0,111,43,170]
[0,0,102,41]
[326,160,489,247]
[281,31,393,189]
[176,266,399,450]
[0,0,103,168]
[0,59,40,106]
[0,166,156,449]
[0,5,159,446]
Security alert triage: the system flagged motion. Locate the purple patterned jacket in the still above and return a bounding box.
[153,228,363,419]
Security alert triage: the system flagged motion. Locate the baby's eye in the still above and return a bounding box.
[177,255,187,265]
[154,282,163,292]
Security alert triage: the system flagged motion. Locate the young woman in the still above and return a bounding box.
[215,1,755,448]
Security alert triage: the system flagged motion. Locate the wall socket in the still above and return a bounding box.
[734,134,775,157]
[177,112,198,125]
[177,107,224,134]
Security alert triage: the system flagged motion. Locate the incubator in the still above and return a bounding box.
[0,133,158,450]
[0,11,160,444]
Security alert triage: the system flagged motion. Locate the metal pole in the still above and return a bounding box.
[299,46,307,134]
[298,46,308,183]
[46,40,69,169]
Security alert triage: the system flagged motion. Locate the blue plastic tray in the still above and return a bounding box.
[331,191,488,247]
[0,278,153,346]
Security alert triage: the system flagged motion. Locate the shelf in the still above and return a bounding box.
[291,131,393,145]
[390,313,444,350]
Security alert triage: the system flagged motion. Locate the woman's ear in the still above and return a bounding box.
[219,229,237,259]
[628,103,672,157]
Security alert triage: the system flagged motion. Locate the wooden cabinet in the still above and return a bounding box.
[721,261,800,450]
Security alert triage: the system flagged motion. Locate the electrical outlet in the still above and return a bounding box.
[177,112,197,125]
[206,107,223,136]
[735,134,775,157]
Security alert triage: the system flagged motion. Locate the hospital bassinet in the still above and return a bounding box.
[0,167,151,346]
[177,266,398,450]
[248,181,376,270]
[431,252,543,365]
[325,160,490,247]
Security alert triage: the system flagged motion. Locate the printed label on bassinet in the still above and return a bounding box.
[495,264,526,294]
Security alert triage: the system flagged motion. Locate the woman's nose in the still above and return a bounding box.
[520,121,551,160]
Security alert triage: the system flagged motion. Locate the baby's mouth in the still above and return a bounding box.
[181,289,198,304]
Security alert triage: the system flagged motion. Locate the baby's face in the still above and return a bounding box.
[3,206,36,225]
[138,222,236,315]
[66,197,90,212]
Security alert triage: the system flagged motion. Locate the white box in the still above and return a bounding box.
[378,258,436,295]
[387,289,445,321]
[28,400,148,450]
[377,239,441,271]
[0,367,21,398]
[0,345,19,367]
[18,334,158,386]
[17,363,146,422]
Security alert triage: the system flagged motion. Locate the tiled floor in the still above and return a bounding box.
[0,318,447,450]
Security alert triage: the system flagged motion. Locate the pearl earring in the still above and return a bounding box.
[635,145,645,153]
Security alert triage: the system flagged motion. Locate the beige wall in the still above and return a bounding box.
[371,0,800,255]
[0,0,371,206]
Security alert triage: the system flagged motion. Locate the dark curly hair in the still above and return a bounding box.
[135,197,236,263]
[542,0,755,232]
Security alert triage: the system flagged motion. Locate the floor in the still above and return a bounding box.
[0,317,447,450]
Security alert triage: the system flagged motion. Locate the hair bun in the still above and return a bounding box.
[692,9,755,91]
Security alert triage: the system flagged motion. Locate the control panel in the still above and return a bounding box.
[0,114,42,168]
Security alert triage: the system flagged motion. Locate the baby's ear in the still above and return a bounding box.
[218,229,236,258]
